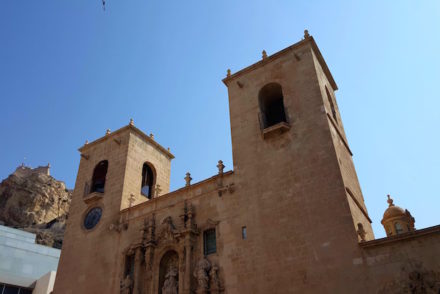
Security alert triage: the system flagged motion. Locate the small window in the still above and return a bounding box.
[395,222,403,234]
[325,86,338,124]
[242,226,247,240]
[259,83,287,128]
[91,160,108,193]
[141,163,155,199]
[203,228,216,255]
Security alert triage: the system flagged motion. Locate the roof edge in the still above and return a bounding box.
[360,225,440,248]
[78,124,174,159]
[120,170,234,213]
[222,36,338,91]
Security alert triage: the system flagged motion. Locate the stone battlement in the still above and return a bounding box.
[14,164,51,177]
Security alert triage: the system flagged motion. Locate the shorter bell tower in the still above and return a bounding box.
[54,120,174,294]
[77,119,173,211]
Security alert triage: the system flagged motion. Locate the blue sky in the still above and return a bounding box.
[1,1,439,238]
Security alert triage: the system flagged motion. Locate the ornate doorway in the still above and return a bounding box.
[159,250,179,294]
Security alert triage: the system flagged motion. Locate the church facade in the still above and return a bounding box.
[53,32,440,294]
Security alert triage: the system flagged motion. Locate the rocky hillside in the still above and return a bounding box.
[0,165,72,248]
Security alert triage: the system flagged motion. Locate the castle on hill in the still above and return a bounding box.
[14,163,51,177]
[53,31,440,294]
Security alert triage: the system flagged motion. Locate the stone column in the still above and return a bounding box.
[184,234,192,294]
[133,248,142,294]
[144,245,154,294]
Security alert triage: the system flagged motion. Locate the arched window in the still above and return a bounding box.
[141,163,155,199]
[91,160,108,193]
[325,86,338,124]
[258,83,287,128]
[394,222,404,234]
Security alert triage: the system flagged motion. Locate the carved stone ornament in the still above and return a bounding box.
[162,266,178,294]
[194,258,211,293]
[120,274,133,294]
[217,160,225,175]
[126,246,136,257]
[158,216,178,243]
[378,261,440,294]
[356,223,366,242]
[210,264,221,291]
[142,214,156,246]
[185,172,192,187]
[109,218,128,233]
[180,201,197,231]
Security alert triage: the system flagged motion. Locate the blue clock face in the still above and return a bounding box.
[84,207,102,230]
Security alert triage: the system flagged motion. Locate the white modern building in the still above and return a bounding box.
[0,225,60,294]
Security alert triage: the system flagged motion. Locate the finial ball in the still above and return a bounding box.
[304,29,310,39]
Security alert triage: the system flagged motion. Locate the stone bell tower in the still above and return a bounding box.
[221,31,374,292]
[53,120,174,294]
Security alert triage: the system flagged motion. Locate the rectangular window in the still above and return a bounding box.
[3,285,19,294]
[204,228,216,255]
[242,226,247,239]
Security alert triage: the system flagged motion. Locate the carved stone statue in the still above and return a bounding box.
[158,216,177,243]
[210,264,221,291]
[357,223,366,242]
[120,275,133,294]
[162,267,178,294]
[194,258,211,293]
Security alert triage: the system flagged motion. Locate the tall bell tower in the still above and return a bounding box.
[222,31,373,292]
[53,121,174,294]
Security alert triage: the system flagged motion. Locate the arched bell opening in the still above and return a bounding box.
[141,162,156,199]
[258,82,287,128]
[91,160,108,193]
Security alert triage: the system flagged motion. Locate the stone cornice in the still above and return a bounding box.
[222,36,338,91]
[360,225,440,248]
[78,124,174,159]
[120,170,234,215]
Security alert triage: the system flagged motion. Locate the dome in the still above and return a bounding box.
[382,205,405,220]
[381,195,416,237]
[382,195,405,222]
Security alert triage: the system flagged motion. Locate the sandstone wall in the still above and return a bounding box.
[360,227,440,293]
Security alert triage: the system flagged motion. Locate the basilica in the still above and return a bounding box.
[53,31,440,293]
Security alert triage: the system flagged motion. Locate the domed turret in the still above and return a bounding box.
[381,195,415,237]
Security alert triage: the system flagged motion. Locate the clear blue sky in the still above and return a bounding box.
[1,1,439,238]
